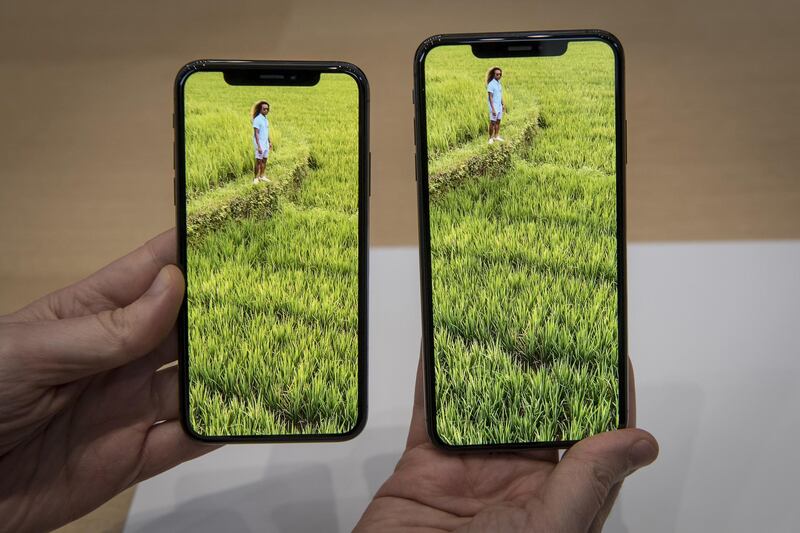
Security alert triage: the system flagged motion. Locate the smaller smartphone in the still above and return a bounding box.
[175,60,369,442]
[414,30,627,450]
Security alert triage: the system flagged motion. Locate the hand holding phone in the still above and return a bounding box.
[0,230,213,533]
[356,354,657,531]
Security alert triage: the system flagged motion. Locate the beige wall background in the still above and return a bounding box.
[0,0,798,529]
[2,0,799,316]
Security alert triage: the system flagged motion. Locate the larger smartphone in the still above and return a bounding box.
[175,61,369,442]
[414,31,627,449]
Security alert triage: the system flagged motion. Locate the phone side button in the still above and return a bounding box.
[368,152,372,197]
[173,177,176,206]
[414,151,418,182]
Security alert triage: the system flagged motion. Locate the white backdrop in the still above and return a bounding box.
[126,241,800,532]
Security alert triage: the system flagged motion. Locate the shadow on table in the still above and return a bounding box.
[125,425,409,532]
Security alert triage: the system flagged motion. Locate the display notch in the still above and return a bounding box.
[223,69,321,86]
[471,40,568,58]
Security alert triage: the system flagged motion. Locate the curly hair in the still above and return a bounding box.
[251,100,270,119]
[485,66,502,85]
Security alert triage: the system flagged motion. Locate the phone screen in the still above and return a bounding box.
[420,37,624,447]
[178,66,366,440]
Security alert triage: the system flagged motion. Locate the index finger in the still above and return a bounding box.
[10,229,178,321]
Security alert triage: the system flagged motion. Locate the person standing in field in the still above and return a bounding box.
[252,100,272,183]
[486,66,506,144]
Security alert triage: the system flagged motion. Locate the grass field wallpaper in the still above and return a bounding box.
[425,41,621,446]
[183,72,361,437]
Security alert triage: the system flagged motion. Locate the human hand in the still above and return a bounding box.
[0,229,216,532]
[355,353,658,532]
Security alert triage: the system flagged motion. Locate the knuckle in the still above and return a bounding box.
[143,236,164,271]
[95,307,135,353]
[586,461,616,504]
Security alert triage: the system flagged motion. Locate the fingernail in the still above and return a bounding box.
[629,439,658,468]
[148,267,173,296]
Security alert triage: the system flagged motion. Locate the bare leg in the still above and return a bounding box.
[254,158,266,181]
[489,120,499,140]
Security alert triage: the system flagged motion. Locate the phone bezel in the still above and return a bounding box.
[413,30,628,451]
[174,60,369,443]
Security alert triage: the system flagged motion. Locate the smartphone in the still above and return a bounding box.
[175,61,369,442]
[414,31,627,449]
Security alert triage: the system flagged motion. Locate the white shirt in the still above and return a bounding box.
[253,114,269,149]
[487,78,503,112]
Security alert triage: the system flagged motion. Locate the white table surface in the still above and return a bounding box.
[125,241,800,532]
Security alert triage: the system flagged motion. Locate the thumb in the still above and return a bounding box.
[542,428,658,530]
[11,265,184,383]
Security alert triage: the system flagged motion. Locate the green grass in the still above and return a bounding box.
[425,52,538,178]
[184,72,360,437]
[425,41,619,445]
